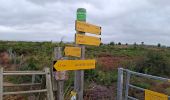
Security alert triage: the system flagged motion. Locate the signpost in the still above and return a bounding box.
[76,21,101,35]
[145,89,168,100]
[74,8,101,100]
[75,33,101,46]
[53,59,95,71]
[74,8,87,100]
[64,47,81,57]
[53,8,101,100]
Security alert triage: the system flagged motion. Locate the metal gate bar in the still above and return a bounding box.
[117,68,170,100]
[125,71,131,100]
[0,67,54,100]
[3,89,47,95]
[127,96,138,100]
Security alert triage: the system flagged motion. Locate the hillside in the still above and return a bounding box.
[1,41,170,99]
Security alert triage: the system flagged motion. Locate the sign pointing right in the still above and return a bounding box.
[76,21,101,35]
[75,33,101,46]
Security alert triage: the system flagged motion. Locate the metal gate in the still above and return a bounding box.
[117,68,170,100]
[0,67,54,100]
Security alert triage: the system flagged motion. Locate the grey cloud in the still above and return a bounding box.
[0,0,170,46]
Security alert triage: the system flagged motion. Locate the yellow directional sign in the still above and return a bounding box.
[75,34,101,46]
[64,47,81,57]
[76,21,101,35]
[53,59,95,71]
[145,89,168,100]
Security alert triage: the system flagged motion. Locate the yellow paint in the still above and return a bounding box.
[75,34,101,46]
[54,59,95,71]
[71,91,77,96]
[76,21,101,35]
[145,89,168,100]
[64,47,81,57]
[168,80,170,82]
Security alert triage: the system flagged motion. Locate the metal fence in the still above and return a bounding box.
[0,67,54,100]
[117,68,170,100]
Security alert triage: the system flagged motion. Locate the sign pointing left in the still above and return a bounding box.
[53,59,95,71]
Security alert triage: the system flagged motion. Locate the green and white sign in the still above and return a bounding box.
[77,8,86,21]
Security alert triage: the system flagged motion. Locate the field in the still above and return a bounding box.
[1,41,170,99]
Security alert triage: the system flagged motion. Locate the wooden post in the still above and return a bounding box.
[74,8,86,100]
[74,47,85,100]
[45,67,54,100]
[52,48,58,92]
[29,74,36,100]
[55,47,64,100]
[0,67,3,100]
[57,81,64,100]
[31,75,35,88]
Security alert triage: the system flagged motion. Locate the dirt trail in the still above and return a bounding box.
[84,83,117,100]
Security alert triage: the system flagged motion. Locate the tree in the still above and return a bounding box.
[118,42,121,45]
[134,42,137,49]
[109,42,115,45]
[157,43,161,47]
[134,42,137,46]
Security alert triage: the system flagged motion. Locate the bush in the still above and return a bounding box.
[158,43,161,47]
[109,42,115,45]
[85,69,117,86]
[118,42,121,45]
[134,51,170,77]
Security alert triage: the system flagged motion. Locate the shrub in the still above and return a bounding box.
[109,42,115,45]
[134,51,170,77]
[118,42,121,45]
[158,43,161,47]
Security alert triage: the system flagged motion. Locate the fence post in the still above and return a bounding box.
[0,67,3,100]
[117,68,123,100]
[45,67,54,100]
[125,71,131,100]
[28,74,36,100]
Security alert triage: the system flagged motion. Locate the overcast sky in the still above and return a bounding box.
[0,0,170,45]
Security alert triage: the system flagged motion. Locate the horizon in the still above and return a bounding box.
[0,40,169,47]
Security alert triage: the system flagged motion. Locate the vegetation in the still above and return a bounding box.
[1,41,170,97]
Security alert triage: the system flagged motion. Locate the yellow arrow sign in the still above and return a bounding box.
[145,89,168,100]
[64,47,81,57]
[75,34,101,46]
[54,59,95,71]
[76,21,101,35]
